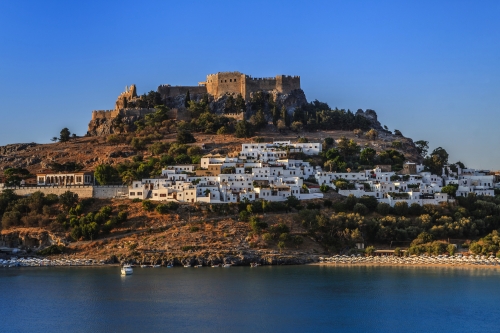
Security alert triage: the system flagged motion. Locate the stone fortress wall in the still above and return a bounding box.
[0,186,128,199]
[91,72,300,121]
[204,71,301,99]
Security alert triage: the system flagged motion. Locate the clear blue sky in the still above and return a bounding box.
[0,1,499,169]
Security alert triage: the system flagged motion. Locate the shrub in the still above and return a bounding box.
[353,203,368,216]
[118,211,128,222]
[292,236,304,248]
[408,203,422,216]
[262,233,273,242]
[394,201,409,216]
[177,130,196,144]
[142,200,154,212]
[377,203,391,215]
[100,206,112,218]
[190,226,200,232]
[239,211,250,222]
[155,204,169,214]
[37,245,66,256]
[166,202,179,211]
[279,233,290,242]
[319,184,330,193]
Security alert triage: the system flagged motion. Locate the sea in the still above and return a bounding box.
[1,265,499,333]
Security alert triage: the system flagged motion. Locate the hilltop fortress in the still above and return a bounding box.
[91,71,301,122]
[158,71,300,100]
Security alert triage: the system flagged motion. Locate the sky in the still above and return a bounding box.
[0,0,499,169]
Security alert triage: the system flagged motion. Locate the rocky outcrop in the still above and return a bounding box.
[117,250,317,267]
[0,229,67,250]
[87,115,141,136]
[355,109,385,131]
[164,93,210,111]
[0,143,37,155]
[274,89,308,115]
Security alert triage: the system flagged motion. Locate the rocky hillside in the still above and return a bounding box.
[0,125,421,176]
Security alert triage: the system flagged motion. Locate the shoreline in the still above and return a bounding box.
[310,262,500,270]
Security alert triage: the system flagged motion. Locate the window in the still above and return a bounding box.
[76,176,82,183]
[160,194,166,197]
[129,192,135,196]
[137,192,142,195]
[234,79,237,82]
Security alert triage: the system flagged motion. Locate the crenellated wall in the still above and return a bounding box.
[92,110,119,120]
[158,85,207,100]
[276,75,301,94]
[204,72,301,99]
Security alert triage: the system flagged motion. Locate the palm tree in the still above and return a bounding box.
[121,170,137,185]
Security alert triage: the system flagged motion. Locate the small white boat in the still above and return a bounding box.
[167,264,174,268]
[140,264,148,268]
[223,263,232,268]
[211,264,220,268]
[121,265,133,275]
[184,263,191,268]
[194,264,203,268]
[153,265,161,268]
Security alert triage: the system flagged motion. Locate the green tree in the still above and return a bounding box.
[4,168,30,186]
[251,109,267,128]
[365,129,378,140]
[394,201,409,216]
[94,164,120,185]
[415,140,429,157]
[59,191,78,211]
[184,90,191,108]
[360,148,376,165]
[441,184,458,197]
[447,244,456,255]
[319,184,330,193]
[424,147,448,175]
[262,233,273,242]
[365,245,375,256]
[235,94,245,113]
[59,128,71,142]
[281,106,289,126]
[336,137,360,159]
[177,130,196,144]
[353,203,368,216]
[376,202,391,215]
[278,241,286,253]
[291,121,303,132]
[224,95,235,113]
[292,236,304,249]
[142,200,154,212]
[285,195,300,210]
[235,120,254,138]
[276,119,287,133]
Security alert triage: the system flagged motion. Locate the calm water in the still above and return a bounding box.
[1,265,499,332]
